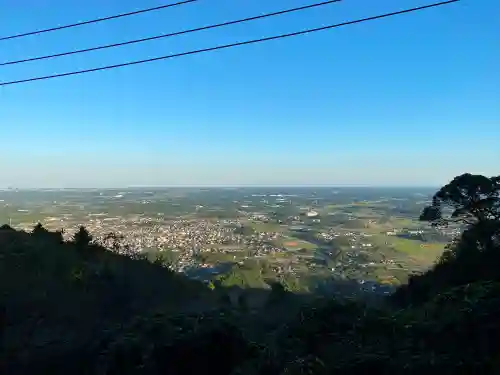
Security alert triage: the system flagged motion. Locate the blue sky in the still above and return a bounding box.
[0,0,498,187]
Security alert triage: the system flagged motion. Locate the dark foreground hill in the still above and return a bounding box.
[1,173,500,375]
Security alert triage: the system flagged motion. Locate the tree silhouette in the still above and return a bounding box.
[421,173,500,253]
[73,226,93,248]
[420,173,500,225]
[393,173,500,307]
[32,222,49,236]
[267,280,288,306]
[32,223,63,243]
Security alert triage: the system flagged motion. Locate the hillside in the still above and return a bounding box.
[1,173,500,374]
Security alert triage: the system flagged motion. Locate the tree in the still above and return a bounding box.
[104,232,124,251]
[32,223,49,236]
[207,280,216,291]
[234,225,254,236]
[331,236,351,248]
[420,173,500,225]
[73,226,92,248]
[392,173,500,306]
[420,173,500,252]
[267,280,288,305]
[32,223,63,243]
[282,274,303,292]
[151,250,177,268]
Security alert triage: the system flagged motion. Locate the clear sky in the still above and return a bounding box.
[0,0,498,188]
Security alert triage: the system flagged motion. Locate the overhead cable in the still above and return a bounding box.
[0,0,459,87]
[0,0,342,66]
[0,0,197,42]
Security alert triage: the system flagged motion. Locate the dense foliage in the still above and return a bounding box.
[1,173,499,374]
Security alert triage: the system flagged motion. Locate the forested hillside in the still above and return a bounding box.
[1,173,499,375]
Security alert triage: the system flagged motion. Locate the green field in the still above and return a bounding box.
[275,235,317,250]
[198,250,247,264]
[389,217,421,229]
[216,267,266,289]
[373,235,444,263]
[248,221,286,233]
[337,215,422,234]
[324,201,387,210]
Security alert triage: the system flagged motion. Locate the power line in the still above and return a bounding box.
[0,0,342,67]
[0,0,459,87]
[0,0,197,42]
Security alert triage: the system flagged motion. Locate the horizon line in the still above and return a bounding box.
[0,185,439,190]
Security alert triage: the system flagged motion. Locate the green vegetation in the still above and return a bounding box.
[197,250,247,264]
[371,234,445,263]
[216,264,266,289]
[341,218,368,229]
[280,273,307,292]
[275,235,317,250]
[248,221,285,233]
[389,217,420,228]
[325,201,386,210]
[1,173,500,374]
[389,237,444,257]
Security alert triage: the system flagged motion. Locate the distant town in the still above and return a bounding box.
[0,187,461,293]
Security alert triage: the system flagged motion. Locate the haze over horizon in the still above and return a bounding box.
[0,183,440,190]
[0,0,498,187]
